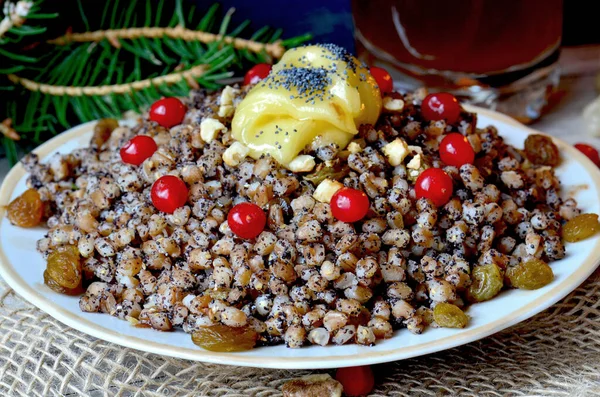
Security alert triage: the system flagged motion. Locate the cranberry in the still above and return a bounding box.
[120,135,158,166]
[574,143,600,167]
[439,133,475,167]
[330,187,370,223]
[151,175,188,214]
[421,92,461,124]
[228,202,267,239]
[244,63,272,85]
[370,66,393,95]
[149,97,187,128]
[415,168,454,207]
[336,365,375,397]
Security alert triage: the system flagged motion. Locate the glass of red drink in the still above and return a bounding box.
[352,0,563,122]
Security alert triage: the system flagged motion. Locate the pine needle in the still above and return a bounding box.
[1,0,311,164]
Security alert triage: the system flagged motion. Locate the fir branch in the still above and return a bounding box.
[0,0,57,71]
[7,64,208,96]
[1,0,311,163]
[3,137,18,164]
[0,1,32,38]
[0,118,19,140]
[46,26,286,58]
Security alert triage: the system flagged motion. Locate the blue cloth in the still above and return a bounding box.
[190,0,355,51]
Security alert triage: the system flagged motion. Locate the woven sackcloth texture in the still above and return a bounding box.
[1,270,600,397]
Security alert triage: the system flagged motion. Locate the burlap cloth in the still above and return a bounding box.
[0,269,599,397]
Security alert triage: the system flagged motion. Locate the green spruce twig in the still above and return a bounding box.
[0,0,311,163]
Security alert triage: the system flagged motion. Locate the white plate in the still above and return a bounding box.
[1,106,600,370]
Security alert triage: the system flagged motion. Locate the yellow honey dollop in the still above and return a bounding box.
[231,44,382,167]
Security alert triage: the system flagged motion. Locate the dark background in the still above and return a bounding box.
[191,0,599,49]
[47,1,600,51]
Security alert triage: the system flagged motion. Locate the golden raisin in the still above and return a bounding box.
[92,118,119,148]
[44,245,83,295]
[562,213,600,242]
[433,302,469,328]
[43,271,84,296]
[524,134,559,166]
[191,325,258,352]
[507,259,554,290]
[467,263,503,303]
[7,188,44,228]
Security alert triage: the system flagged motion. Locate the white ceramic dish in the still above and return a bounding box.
[1,106,599,370]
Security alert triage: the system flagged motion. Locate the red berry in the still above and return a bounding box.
[330,187,370,223]
[336,366,375,397]
[120,135,158,166]
[370,66,393,95]
[415,168,454,207]
[149,97,187,128]
[574,143,600,167]
[151,175,188,214]
[439,133,475,167]
[244,63,272,85]
[421,92,461,124]
[228,202,267,239]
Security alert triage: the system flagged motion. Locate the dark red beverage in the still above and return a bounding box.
[352,0,563,121]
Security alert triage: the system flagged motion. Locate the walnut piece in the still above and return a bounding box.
[282,374,343,397]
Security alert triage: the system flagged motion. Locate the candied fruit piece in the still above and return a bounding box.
[507,259,554,290]
[7,188,43,228]
[562,213,600,242]
[191,324,258,352]
[524,134,559,166]
[44,245,83,295]
[433,302,469,328]
[467,263,503,303]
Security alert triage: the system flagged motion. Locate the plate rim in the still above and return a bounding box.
[1,106,600,369]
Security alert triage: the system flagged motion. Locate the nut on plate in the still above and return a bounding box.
[382,138,409,166]
[288,155,316,172]
[222,142,250,167]
[313,179,344,203]
[282,374,343,397]
[218,86,240,118]
[407,153,422,170]
[382,97,404,112]
[347,142,362,154]
[200,117,226,143]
